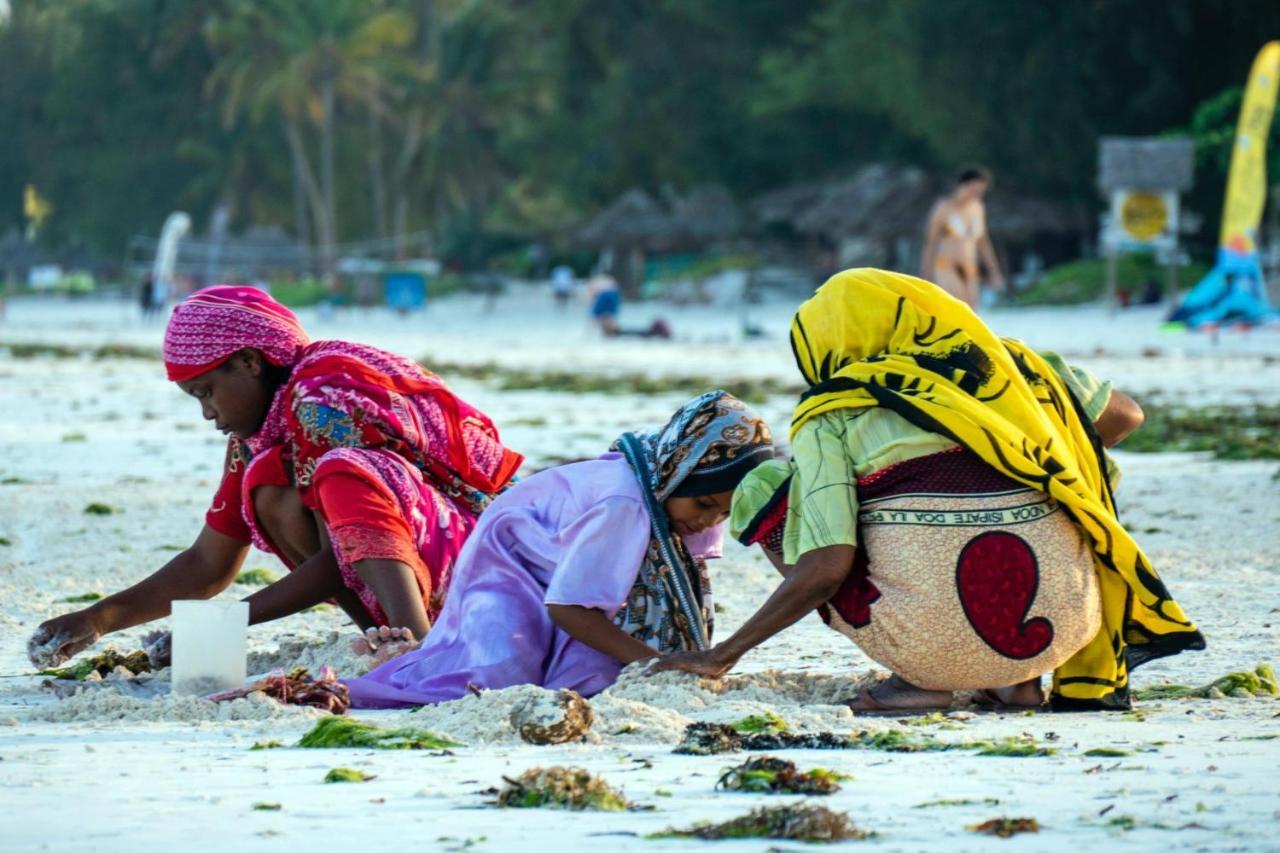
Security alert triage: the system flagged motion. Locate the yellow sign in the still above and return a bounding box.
[1220,41,1280,255]
[1120,191,1168,242]
[23,184,52,234]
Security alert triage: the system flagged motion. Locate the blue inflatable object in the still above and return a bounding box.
[1168,249,1274,328]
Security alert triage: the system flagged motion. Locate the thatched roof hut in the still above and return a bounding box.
[574,185,740,253]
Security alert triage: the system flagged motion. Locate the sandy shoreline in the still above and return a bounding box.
[1,293,1277,851]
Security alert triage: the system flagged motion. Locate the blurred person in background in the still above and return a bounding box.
[922,166,1005,309]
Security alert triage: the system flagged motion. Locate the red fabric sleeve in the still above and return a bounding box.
[204,442,251,542]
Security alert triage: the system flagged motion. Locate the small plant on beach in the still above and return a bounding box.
[83,502,119,515]
[1133,664,1278,700]
[967,817,1040,838]
[716,756,848,795]
[496,766,630,811]
[57,592,102,603]
[297,716,461,750]
[324,767,375,783]
[653,804,870,842]
[235,568,280,586]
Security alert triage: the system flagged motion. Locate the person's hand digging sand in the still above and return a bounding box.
[28,611,103,669]
[350,626,419,666]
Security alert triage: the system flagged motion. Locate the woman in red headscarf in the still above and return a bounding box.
[29,286,522,670]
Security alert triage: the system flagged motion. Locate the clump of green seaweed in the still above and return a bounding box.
[914,797,1001,809]
[675,722,855,755]
[57,592,103,603]
[235,568,280,586]
[1083,747,1131,757]
[674,723,1055,757]
[252,802,282,811]
[967,817,1040,838]
[324,767,375,783]
[730,711,789,734]
[495,766,630,811]
[654,804,870,842]
[250,740,282,750]
[1122,403,1280,460]
[296,716,461,750]
[1133,664,1278,701]
[716,756,847,795]
[83,502,119,515]
[40,648,151,680]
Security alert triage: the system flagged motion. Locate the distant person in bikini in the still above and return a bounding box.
[921,166,1005,309]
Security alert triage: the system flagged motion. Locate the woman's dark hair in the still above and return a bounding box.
[956,164,993,187]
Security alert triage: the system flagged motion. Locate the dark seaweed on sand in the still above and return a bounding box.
[653,804,870,842]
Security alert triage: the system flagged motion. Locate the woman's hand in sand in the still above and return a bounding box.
[28,610,103,668]
[350,626,419,666]
[646,645,737,679]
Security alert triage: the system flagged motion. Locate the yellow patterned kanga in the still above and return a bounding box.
[788,268,1203,709]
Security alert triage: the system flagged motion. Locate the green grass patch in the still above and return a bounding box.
[296,716,461,750]
[235,568,280,586]
[1014,255,1209,306]
[83,503,119,515]
[268,279,330,308]
[653,804,870,842]
[324,767,374,783]
[496,766,630,811]
[1122,403,1280,460]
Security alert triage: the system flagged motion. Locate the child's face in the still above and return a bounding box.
[663,490,734,538]
[176,349,274,440]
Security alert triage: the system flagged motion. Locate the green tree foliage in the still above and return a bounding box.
[1,0,1277,266]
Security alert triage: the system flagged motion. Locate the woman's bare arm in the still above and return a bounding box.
[547,604,659,665]
[29,526,248,665]
[649,544,854,678]
[1094,390,1144,447]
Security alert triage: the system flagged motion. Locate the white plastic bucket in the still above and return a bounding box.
[171,600,248,696]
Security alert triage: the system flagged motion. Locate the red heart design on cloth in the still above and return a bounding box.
[955,531,1054,660]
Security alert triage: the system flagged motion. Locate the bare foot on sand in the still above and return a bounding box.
[973,678,1045,709]
[844,674,954,713]
[349,626,419,666]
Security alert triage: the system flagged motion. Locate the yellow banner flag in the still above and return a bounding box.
[1220,41,1280,255]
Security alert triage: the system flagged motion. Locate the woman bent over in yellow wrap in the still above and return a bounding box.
[652,268,1204,711]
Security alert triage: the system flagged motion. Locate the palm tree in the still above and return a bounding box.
[205,0,413,279]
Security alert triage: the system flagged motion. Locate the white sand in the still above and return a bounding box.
[1,292,1278,851]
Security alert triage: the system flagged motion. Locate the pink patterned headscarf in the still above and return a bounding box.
[163,286,310,381]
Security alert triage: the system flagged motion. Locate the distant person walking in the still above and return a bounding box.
[921,166,1005,309]
[586,266,622,335]
[550,264,576,310]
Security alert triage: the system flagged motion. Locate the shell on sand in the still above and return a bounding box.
[510,689,594,744]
